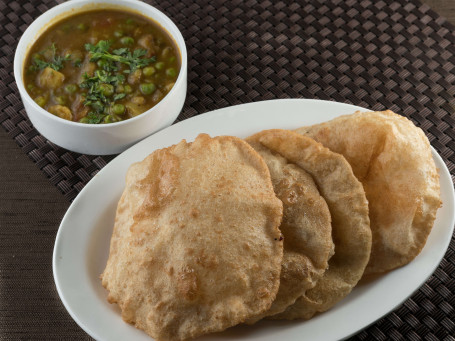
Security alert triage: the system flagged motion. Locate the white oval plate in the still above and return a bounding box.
[53,99,455,341]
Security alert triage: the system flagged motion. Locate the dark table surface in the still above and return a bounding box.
[1,0,455,340]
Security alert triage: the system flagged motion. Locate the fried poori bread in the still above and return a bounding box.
[296,110,442,274]
[101,134,284,341]
[245,137,334,322]
[249,129,371,320]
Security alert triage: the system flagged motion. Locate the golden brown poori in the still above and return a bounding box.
[249,129,371,320]
[297,110,441,274]
[101,134,284,341]
[245,136,334,322]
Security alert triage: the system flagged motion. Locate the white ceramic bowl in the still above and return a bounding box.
[14,0,187,155]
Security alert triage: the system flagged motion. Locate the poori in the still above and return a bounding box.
[249,129,371,320]
[245,136,334,322]
[297,110,441,274]
[101,134,284,340]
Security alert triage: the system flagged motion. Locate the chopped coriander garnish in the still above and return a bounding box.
[79,40,156,122]
[113,93,126,101]
[30,43,71,71]
[84,112,105,124]
[85,40,156,72]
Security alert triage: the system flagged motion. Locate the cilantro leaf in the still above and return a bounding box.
[85,40,111,55]
[31,43,71,71]
[85,40,156,72]
[79,40,156,122]
[113,93,126,101]
[85,112,105,124]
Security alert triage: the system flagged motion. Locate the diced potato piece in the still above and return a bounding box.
[131,96,145,105]
[161,46,172,58]
[63,49,83,63]
[79,59,96,82]
[128,69,142,85]
[48,105,72,120]
[37,67,65,89]
[152,90,163,103]
[71,94,89,121]
[126,100,146,117]
[42,49,54,61]
[138,34,156,56]
[164,83,174,92]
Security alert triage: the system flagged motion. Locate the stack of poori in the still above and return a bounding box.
[101,110,441,341]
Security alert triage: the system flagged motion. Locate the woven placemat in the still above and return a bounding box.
[1,0,454,339]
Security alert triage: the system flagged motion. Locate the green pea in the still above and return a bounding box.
[97,59,109,69]
[103,114,121,123]
[114,30,123,38]
[126,18,135,25]
[61,24,71,33]
[166,68,177,77]
[111,104,125,115]
[120,36,134,45]
[99,83,114,97]
[79,117,91,124]
[77,23,88,31]
[55,96,66,105]
[124,85,133,94]
[27,84,35,91]
[65,84,77,94]
[169,56,176,63]
[155,62,165,70]
[140,83,156,95]
[34,96,47,107]
[143,66,155,77]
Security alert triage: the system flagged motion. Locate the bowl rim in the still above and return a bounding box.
[14,0,187,129]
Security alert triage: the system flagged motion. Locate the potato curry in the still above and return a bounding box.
[23,10,180,124]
